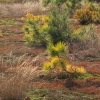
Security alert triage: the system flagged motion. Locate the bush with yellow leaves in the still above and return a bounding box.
[22,3,72,46]
[22,13,50,46]
[71,24,96,42]
[43,41,86,79]
[74,2,100,24]
[66,65,86,74]
[43,42,68,73]
[74,9,92,24]
[43,57,67,73]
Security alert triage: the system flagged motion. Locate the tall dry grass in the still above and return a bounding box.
[0,76,29,100]
[69,34,100,61]
[0,53,45,100]
[0,1,43,17]
[0,0,40,3]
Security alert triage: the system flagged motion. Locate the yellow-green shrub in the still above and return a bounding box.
[71,24,96,42]
[43,41,86,79]
[47,41,68,57]
[43,42,68,73]
[23,7,72,46]
[43,57,86,76]
[22,13,50,46]
[43,57,67,73]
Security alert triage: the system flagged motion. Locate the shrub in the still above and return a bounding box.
[91,11,100,23]
[47,41,68,57]
[47,7,73,45]
[74,2,100,24]
[43,58,86,78]
[43,42,86,79]
[43,56,67,73]
[86,2,99,11]
[43,0,82,15]
[23,6,72,46]
[71,24,96,42]
[43,42,68,73]
[66,0,82,14]
[23,13,50,46]
[74,8,92,24]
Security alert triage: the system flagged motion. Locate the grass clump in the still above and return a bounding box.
[25,88,95,100]
[0,1,42,17]
[0,19,18,25]
[0,76,29,100]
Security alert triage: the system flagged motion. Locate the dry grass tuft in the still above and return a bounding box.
[70,35,100,61]
[0,53,45,79]
[0,76,29,100]
[0,1,43,17]
[0,53,46,100]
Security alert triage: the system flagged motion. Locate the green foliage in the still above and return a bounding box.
[77,73,93,80]
[71,24,96,42]
[66,0,82,14]
[23,6,72,46]
[22,0,88,80]
[42,0,67,6]
[43,0,82,15]
[25,89,95,100]
[43,0,82,7]
[0,19,18,25]
[86,2,98,11]
[48,7,73,45]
